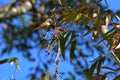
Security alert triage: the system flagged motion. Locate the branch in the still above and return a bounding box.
[0,0,36,21]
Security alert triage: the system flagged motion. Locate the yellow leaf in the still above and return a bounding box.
[74,13,82,22]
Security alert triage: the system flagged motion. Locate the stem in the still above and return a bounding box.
[111,50,120,65]
[55,39,61,65]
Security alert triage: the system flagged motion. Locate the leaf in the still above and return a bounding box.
[60,31,78,59]
[115,14,120,20]
[94,45,105,54]
[14,61,21,71]
[48,36,57,50]
[105,13,111,26]
[58,6,76,24]
[20,15,25,26]
[102,27,115,38]
[101,25,109,34]
[112,23,120,31]
[115,43,120,49]
[0,58,9,64]
[65,31,78,48]
[114,75,120,80]
[0,57,20,70]
[104,0,108,7]
[0,57,19,65]
[114,48,120,59]
[82,30,91,37]
[111,51,120,65]
[92,75,107,80]
[87,60,99,79]
[109,33,120,50]
[101,66,116,72]
[60,31,72,59]
[97,56,106,75]
[72,13,82,24]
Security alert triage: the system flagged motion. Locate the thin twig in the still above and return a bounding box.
[55,39,61,65]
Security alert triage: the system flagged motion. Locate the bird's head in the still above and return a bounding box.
[40,18,53,29]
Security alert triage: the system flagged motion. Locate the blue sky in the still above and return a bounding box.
[107,0,120,11]
[0,0,120,80]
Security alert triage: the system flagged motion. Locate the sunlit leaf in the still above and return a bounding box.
[115,14,120,20]
[111,51,120,64]
[105,13,111,26]
[14,61,21,71]
[70,40,76,60]
[60,31,72,59]
[101,25,109,34]
[72,13,82,24]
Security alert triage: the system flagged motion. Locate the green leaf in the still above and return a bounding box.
[65,31,77,48]
[72,13,82,24]
[70,40,76,60]
[60,31,72,59]
[14,61,21,71]
[48,36,57,50]
[70,31,77,60]
[20,15,25,26]
[0,57,20,70]
[94,45,105,54]
[114,75,120,80]
[97,56,106,75]
[0,57,19,64]
[87,60,99,79]
[59,7,76,24]
[0,58,9,64]
[111,51,120,65]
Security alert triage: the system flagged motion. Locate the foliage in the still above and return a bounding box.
[0,0,120,80]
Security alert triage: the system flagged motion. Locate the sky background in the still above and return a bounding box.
[0,0,120,80]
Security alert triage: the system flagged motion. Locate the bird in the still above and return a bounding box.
[35,18,53,30]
